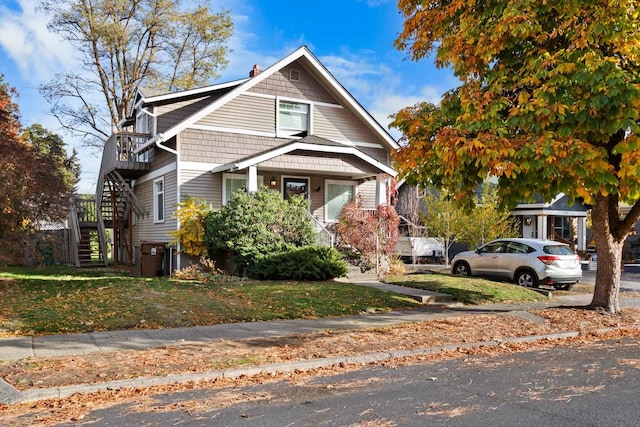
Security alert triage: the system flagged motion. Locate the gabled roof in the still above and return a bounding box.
[135,46,399,153]
[210,135,397,177]
[140,78,249,105]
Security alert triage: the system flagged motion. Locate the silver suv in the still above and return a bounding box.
[451,238,582,290]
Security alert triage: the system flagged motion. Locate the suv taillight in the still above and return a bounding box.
[537,255,560,265]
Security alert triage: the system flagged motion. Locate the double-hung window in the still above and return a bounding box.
[153,177,165,223]
[278,99,310,137]
[223,173,264,205]
[325,180,356,222]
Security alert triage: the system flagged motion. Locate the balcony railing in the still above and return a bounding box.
[100,132,151,177]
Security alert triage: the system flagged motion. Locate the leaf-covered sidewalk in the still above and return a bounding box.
[2,306,639,391]
[1,305,640,426]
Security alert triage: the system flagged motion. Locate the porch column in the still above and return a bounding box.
[246,166,258,193]
[577,217,586,251]
[375,174,388,206]
[537,215,548,240]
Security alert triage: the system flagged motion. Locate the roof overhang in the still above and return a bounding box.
[210,141,397,177]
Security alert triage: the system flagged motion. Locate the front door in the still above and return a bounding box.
[283,177,309,201]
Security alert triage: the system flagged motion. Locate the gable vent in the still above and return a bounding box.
[289,69,300,82]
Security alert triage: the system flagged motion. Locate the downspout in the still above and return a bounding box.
[153,138,180,273]
[134,134,180,272]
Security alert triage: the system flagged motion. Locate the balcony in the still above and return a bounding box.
[100,132,152,179]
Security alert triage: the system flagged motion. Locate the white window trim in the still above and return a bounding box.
[135,110,149,134]
[153,177,165,223]
[324,179,358,223]
[276,96,313,138]
[222,173,264,205]
[282,175,311,203]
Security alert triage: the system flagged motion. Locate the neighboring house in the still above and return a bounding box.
[394,183,589,258]
[94,46,399,272]
[511,194,588,252]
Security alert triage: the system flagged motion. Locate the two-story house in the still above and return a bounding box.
[94,46,399,273]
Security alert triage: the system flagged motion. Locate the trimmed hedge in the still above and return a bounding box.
[249,246,348,280]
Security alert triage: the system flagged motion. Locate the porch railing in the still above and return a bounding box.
[306,212,335,247]
[67,198,81,267]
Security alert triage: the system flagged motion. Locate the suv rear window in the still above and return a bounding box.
[543,245,574,255]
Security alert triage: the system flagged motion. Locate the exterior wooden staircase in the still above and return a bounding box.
[93,132,151,267]
[68,195,107,267]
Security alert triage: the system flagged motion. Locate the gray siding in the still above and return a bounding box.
[180,169,223,210]
[314,104,381,144]
[180,130,281,164]
[154,96,214,133]
[133,170,178,248]
[179,130,383,177]
[196,94,275,133]
[260,153,377,176]
[358,146,389,164]
[150,140,177,169]
[250,62,337,104]
[358,180,378,209]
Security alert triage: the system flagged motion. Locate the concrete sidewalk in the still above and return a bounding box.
[1,282,639,405]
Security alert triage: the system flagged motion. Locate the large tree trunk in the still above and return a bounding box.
[589,195,626,313]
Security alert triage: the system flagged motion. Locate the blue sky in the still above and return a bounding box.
[0,0,457,193]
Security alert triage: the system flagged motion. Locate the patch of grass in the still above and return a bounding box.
[385,272,547,305]
[0,266,419,336]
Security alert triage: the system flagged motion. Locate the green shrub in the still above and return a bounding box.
[249,246,348,280]
[204,188,316,274]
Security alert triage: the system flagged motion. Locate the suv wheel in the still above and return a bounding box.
[453,262,470,276]
[554,283,574,291]
[516,270,538,287]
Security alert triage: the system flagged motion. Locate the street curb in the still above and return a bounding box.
[6,325,639,405]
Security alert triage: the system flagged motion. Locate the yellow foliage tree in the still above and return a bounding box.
[170,197,212,258]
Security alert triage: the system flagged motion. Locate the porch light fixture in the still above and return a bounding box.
[270,176,277,186]
[314,186,322,192]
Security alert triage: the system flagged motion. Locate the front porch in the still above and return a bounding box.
[512,194,589,252]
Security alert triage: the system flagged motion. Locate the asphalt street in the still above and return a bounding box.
[581,269,640,292]
[47,336,640,426]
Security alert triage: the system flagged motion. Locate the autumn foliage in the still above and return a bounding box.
[0,76,78,263]
[337,201,399,272]
[170,197,213,258]
[392,0,640,312]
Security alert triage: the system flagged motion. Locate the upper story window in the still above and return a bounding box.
[136,110,149,134]
[277,99,310,138]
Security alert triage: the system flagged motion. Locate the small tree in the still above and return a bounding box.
[204,189,316,274]
[337,201,399,274]
[420,191,467,267]
[170,197,213,258]
[459,185,519,249]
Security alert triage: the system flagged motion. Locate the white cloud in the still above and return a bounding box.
[318,50,449,139]
[0,0,73,82]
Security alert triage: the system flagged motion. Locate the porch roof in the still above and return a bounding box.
[209,135,397,177]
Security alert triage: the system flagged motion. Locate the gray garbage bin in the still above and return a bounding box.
[141,242,167,277]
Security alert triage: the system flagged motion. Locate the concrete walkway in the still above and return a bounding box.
[1,281,639,405]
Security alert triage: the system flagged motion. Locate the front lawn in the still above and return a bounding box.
[0,266,420,336]
[385,271,548,305]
